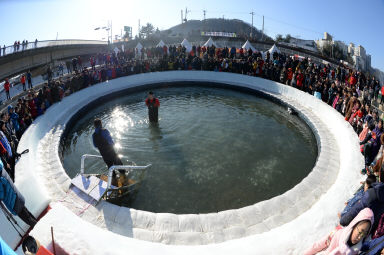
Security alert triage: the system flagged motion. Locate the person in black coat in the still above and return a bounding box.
[340,182,384,233]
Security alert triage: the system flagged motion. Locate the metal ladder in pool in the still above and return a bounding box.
[70,154,151,202]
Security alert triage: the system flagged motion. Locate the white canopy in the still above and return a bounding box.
[135,42,143,57]
[241,40,256,52]
[203,37,217,47]
[135,42,143,50]
[268,44,281,54]
[181,38,192,52]
[156,40,166,47]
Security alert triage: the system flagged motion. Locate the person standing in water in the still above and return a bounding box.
[92,119,123,170]
[145,91,160,123]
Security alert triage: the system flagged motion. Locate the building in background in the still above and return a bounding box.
[317,33,372,72]
[323,32,333,41]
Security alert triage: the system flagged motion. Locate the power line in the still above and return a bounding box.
[181,8,324,37]
[250,11,323,36]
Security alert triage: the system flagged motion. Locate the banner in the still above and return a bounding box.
[201,31,237,38]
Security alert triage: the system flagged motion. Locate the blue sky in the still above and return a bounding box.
[0,0,383,72]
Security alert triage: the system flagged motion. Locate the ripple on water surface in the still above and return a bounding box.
[62,85,317,214]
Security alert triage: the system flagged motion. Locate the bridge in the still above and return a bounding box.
[0,39,108,81]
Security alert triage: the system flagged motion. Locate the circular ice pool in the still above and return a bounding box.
[62,85,317,214]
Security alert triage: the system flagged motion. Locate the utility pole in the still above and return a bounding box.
[203,10,206,32]
[184,7,190,23]
[250,11,254,39]
[261,15,264,41]
[138,19,141,39]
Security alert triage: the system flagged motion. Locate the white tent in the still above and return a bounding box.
[203,37,217,47]
[135,42,143,51]
[135,42,143,56]
[241,40,256,52]
[268,44,281,54]
[181,38,192,52]
[156,40,166,47]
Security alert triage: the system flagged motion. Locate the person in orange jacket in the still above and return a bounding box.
[20,74,26,91]
[4,79,10,100]
[145,91,160,123]
[296,69,304,89]
[286,68,293,86]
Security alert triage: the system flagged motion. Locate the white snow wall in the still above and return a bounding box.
[0,71,364,254]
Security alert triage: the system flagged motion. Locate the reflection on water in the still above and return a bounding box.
[62,86,317,214]
[149,123,162,151]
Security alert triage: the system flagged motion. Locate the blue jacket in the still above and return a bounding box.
[0,161,16,215]
[340,188,365,218]
[371,126,383,158]
[340,183,384,232]
[8,106,20,132]
[0,237,17,255]
[361,235,384,255]
[92,128,114,148]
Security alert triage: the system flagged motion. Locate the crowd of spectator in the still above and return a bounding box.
[1,43,384,253]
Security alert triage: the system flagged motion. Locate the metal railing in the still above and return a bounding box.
[80,154,103,174]
[106,164,152,195]
[79,154,151,196]
[0,39,108,57]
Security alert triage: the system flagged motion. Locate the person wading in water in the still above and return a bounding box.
[92,119,124,179]
[145,91,160,123]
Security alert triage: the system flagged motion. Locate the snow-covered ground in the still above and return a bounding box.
[0,75,45,103]
[0,61,93,106]
[1,71,364,254]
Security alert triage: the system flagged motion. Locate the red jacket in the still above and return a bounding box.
[145,98,160,108]
[349,76,357,86]
[20,75,26,84]
[4,81,10,92]
[287,69,293,80]
[0,140,7,155]
[296,73,304,87]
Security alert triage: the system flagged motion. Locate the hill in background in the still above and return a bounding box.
[160,18,271,41]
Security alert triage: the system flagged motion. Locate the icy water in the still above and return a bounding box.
[62,86,317,214]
